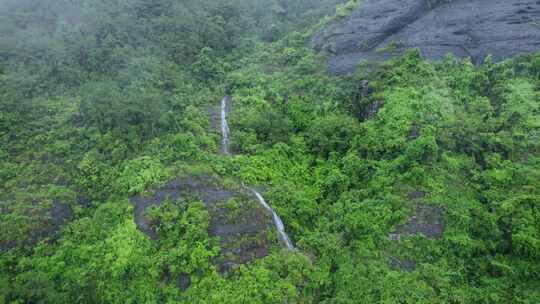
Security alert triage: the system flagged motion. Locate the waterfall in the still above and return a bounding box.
[220,96,295,250]
[221,96,230,155]
[245,187,294,250]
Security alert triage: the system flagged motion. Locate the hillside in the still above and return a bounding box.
[312,0,540,73]
[1,0,539,303]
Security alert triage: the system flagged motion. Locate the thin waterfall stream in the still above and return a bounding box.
[221,96,230,155]
[220,96,295,250]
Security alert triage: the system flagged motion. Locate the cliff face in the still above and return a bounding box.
[312,0,540,74]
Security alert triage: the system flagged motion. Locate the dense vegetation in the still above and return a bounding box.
[1,0,539,303]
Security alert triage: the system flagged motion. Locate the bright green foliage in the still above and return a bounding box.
[335,0,361,18]
[1,0,539,303]
[77,151,115,201]
[182,251,314,303]
[192,47,225,83]
[307,114,360,157]
[221,46,540,302]
[118,157,169,195]
[7,201,159,303]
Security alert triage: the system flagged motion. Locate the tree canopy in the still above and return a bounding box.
[0,0,538,303]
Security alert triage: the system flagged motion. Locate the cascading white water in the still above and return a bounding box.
[246,187,294,250]
[220,96,294,250]
[221,96,230,155]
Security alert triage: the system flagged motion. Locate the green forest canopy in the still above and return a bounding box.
[0,0,539,303]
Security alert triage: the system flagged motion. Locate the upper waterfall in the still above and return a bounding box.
[220,95,295,250]
[221,96,231,155]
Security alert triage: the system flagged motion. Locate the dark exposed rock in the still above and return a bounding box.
[355,80,385,120]
[38,202,74,245]
[206,105,221,135]
[312,0,540,74]
[177,273,191,291]
[50,201,74,232]
[358,80,372,97]
[387,194,443,271]
[130,180,184,240]
[408,190,427,200]
[408,124,421,140]
[0,240,16,252]
[361,100,385,120]
[129,176,273,273]
[389,204,444,241]
[1,201,74,252]
[388,256,417,272]
[77,193,92,208]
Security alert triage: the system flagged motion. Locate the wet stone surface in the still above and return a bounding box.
[129,175,273,272]
[387,196,444,272]
[1,201,74,252]
[312,0,540,74]
[389,204,444,241]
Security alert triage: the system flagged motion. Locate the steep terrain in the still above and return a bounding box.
[1,0,539,302]
[130,176,274,272]
[220,95,295,250]
[312,0,540,73]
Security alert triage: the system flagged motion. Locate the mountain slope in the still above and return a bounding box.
[312,0,540,73]
[1,0,539,303]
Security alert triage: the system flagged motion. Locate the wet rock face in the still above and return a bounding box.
[1,201,74,252]
[50,201,74,232]
[389,256,417,272]
[389,204,444,241]
[387,202,443,271]
[312,0,540,74]
[130,176,273,272]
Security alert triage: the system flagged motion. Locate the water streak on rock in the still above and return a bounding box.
[220,96,294,250]
[221,96,230,155]
[246,186,294,250]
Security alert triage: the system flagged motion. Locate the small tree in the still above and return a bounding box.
[191,47,224,83]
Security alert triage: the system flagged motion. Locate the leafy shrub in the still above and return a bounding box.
[335,0,361,18]
[118,156,169,195]
[77,152,115,200]
[306,114,360,157]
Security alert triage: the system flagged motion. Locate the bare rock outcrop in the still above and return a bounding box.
[130,176,273,272]
[312,0,540,74]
